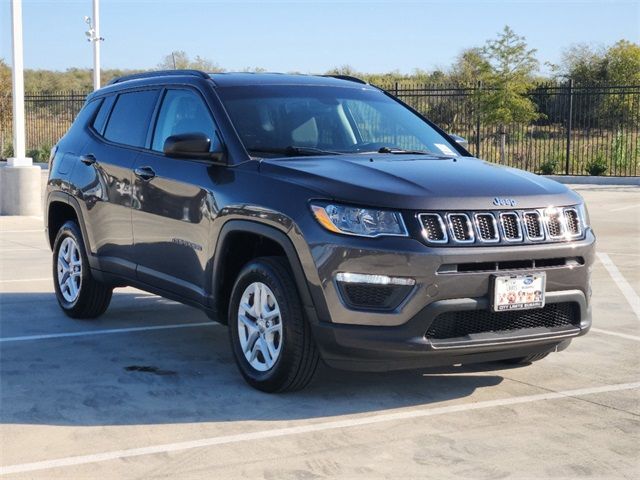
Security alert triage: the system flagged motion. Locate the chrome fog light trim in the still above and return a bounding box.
[336,272,416,286]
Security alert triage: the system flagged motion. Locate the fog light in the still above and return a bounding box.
[335,272,415,286]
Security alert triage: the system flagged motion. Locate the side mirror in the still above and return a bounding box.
[449,134,469,150]
[163,132,226,163]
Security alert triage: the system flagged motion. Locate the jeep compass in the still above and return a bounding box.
[45,70,595,392]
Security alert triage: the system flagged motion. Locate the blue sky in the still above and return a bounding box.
[1,0,639,74]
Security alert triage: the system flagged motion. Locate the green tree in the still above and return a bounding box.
[157,50,224,72]
[0,58,12,156]
[477,26,540,164]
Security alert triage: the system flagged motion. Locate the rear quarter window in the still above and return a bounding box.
[92,95,115,135]
[103,90,159,148]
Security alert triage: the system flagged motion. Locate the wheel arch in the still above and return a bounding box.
[211,220,319,325]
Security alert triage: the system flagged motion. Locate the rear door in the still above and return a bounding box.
[131,87,223,303]
[72,89,160,276]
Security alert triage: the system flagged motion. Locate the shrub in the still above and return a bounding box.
[585,154,608,176]
[539,159,558,175]
[26,144,51,163]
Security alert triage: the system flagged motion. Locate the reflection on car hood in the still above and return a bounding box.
[260,155,581,210]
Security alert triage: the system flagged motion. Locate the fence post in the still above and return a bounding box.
[475,80,482,156]
[565,79,573,175]
[394,81,398,97]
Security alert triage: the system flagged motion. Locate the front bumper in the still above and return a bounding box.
[312,289,590,371]
[303,228,595,371]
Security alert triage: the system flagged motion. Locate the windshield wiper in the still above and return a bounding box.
[376,146,433,155]
[248,146,344,157]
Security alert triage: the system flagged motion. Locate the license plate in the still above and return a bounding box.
[492,273,546,312]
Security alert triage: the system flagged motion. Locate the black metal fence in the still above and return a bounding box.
[1,82,638,175]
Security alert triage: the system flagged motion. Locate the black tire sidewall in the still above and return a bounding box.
[52,221,90,312]
[228,259,302,391]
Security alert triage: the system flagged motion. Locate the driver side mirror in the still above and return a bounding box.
[449,134,469,150]
[163,132,226,164]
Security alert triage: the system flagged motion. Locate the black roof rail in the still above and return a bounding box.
[322,74,368,85]
[108,69,210,85]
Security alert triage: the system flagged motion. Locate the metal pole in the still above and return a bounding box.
[9,0,30,166]
[475,81,481,157]
[565,79,573,175]
[92,0,101,90]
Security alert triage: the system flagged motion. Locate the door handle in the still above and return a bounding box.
[80,154,97,166]
[134,166,156,181]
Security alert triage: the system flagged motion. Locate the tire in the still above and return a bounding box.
[228,256,320,393]
[501,352,550,365]
[52,220,112,319]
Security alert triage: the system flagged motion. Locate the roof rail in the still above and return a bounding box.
[108,69,210,85]
[322,74,368,85]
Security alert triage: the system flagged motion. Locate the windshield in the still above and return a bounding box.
[217,85,460,157]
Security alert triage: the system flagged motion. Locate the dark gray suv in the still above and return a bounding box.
[45,70,595,392]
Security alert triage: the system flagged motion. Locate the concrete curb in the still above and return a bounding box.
[544,175,640,186]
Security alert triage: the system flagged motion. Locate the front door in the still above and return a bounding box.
[132,87,223,303]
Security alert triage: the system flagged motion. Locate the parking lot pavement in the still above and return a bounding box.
[1,186,639,479]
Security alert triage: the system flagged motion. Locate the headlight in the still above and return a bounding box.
[311,203,407,237]
[577,203,590,228]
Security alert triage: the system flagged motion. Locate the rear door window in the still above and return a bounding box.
[104,90,159,148]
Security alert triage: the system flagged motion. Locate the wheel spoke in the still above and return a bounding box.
[240,302,255,318]
[259,337,273,366]
[244,330,259,354]
[264,323,280,336]
[239,314,258,333]
[253,283,262,317]
[263,307,280,320]
[249,340,260,362]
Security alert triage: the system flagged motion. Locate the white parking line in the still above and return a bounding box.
[0,277,50,283]
[609,204,639,212]
[0,230,44,234]
[597,252,640,321]
[0,322,219,343]
[591,327,640,342]
[1,381,637,476]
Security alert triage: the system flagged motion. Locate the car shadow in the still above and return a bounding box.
[1,291,506,427]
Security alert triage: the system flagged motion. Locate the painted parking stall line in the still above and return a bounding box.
[597,252,640,321]
[1,382,638,476]
[0,322,220,343]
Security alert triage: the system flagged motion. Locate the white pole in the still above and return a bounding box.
[92,0,101,90]
[9,0,30,166]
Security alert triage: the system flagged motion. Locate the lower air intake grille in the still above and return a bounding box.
[338,283,413,311]
[425,303,580,340]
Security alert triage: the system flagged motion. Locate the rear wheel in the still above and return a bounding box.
[53,220,112,319]
[228,257,319,392]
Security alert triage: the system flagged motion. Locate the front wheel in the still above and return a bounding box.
[228,257,319,392]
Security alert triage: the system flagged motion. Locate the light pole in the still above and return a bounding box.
[0,0,41,216]
[84,0,103,90]
[9,0,28,166]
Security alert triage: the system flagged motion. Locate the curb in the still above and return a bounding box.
[544,175,640,186]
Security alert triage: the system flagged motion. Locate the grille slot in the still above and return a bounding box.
[545,210,565,238]
[475,213,499,242]
[425,303,580,340]
[564,208,581,236]
[419,214,447,243]
[523,212,544,240]
[500,213,522,241]
[448,214,474,242]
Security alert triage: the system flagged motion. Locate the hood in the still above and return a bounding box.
[260,155,581,211]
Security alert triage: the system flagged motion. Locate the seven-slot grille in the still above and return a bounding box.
[418,207,583,245]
